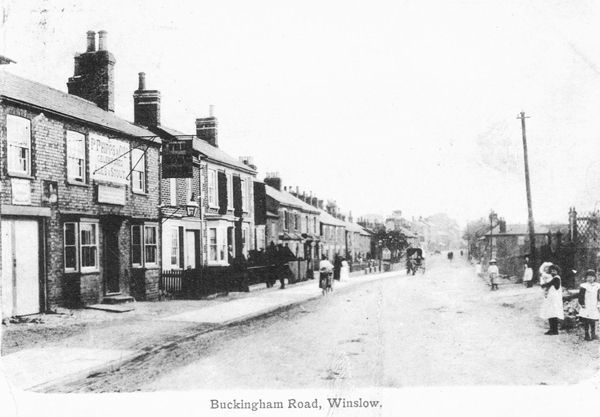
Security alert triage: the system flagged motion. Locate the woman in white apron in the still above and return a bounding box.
[539,264,564,335]
[578,269,600,341]
[340,258,350,281]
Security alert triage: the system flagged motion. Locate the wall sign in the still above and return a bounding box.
[89,133,131,185]
[162,139,193,178]
[11,178,32,205]
[97,184,126,205]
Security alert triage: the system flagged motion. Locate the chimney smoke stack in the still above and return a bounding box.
[86,31,96,52]
[98,30,108,51]
[138,72,146,90]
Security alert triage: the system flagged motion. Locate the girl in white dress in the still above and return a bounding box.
[340,258,350,281]
[578,270,600,341]
[539,264,564,335]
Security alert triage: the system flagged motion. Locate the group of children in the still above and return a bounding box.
[537,262,600,340]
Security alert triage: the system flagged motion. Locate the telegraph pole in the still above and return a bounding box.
[518,111,537,278]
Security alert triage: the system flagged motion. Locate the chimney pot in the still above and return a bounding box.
[98,30,108,51]
[86,31,96,52]
[138,72,146,90]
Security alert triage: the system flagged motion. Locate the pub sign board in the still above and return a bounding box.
[163,139,194,178]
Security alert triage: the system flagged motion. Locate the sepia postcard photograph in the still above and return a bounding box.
[1,1,600,416]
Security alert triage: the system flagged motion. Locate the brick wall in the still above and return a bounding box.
[1,101,161,310]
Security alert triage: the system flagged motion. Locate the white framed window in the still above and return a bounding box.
[283,211,289,230]
[132,224,158,267]
[170,227,180,267]
[186,177,193,203]
[67,131,86,183]
[131,148,146,193]
[170,178,177,206]
[209,228,218,261]
[208,169,218,207]
[63,220,99,272]
[241,178,249,212]
[313,217,317,234]
[227,173,233,209]
[7,115,31,175]
[256,227,265,250]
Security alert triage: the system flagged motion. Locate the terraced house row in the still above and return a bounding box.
[0,31,374,318]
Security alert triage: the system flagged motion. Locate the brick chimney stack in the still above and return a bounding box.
[133,72,161,127]
[68,30,116,112]
[264,172,282,191]
[196,105,218,147]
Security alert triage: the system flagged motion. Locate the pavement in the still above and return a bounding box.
[0,260,544,393]
[0,267,403,392]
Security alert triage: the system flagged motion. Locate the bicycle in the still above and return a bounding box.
[320,271,333,295]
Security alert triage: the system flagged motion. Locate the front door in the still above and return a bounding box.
[104,221,121,294]
[185,230,199,269]
[1,219,41,317]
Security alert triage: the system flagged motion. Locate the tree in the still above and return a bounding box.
[372,228,409,263]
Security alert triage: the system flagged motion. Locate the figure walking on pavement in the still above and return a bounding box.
[540,264,564,335]
[333,255,342,281]
[488,259,499,291]
[578,269,600,341]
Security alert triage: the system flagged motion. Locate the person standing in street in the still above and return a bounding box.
[488,259,499,291]
[340,257,350,281]
[333,255,342,281]
[523,261,533,288]
[578,269,600,341]
[539,264,564,335]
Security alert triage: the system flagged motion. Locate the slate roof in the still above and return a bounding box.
[319,210,347,227]
[265,185,320,214]
[155,125,254,173]
[0,71,158,142]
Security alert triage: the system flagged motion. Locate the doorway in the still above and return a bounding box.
[103,218,121,294]
[1,219,41,317]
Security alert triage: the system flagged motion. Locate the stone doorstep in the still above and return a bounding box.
[87,304,135,313]
[101,295,135,305]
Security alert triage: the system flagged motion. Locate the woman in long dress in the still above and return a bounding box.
[340,257,350,281]
[539,264,564,335]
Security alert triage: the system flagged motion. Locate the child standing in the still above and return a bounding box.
[578,269,600,341]
[488,259,499,291]
[539,264,564,335]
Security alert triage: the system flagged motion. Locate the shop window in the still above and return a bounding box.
[67,131,86,183]
[7,115,31,176]
[131,148,146,193]
[63,221,99,272]
[132,224,158,267]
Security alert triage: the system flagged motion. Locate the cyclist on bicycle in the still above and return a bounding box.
[319,255,334,291]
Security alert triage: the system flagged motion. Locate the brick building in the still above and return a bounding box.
[1,31,162,316]
[262,175,321,263]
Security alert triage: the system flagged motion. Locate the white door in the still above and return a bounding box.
[185,230,196,269]
[1,219,40,317]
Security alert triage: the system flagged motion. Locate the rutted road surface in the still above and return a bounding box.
[52,256,600,392]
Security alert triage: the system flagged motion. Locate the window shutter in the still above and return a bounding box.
[253,181,267,225]
[218,171,228,215]
[233,175,242,218]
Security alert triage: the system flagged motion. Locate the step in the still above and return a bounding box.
[101,295,135,305]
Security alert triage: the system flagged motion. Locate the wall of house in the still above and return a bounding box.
[1,102,161,311]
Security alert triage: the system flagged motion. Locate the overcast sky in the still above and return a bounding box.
[3,0,600,227]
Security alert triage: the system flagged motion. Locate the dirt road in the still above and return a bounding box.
[133,256,599,391]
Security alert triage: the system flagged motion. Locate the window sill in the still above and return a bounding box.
[67,180,89,187]
[7,172,34,180]
[132,190,148,196]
